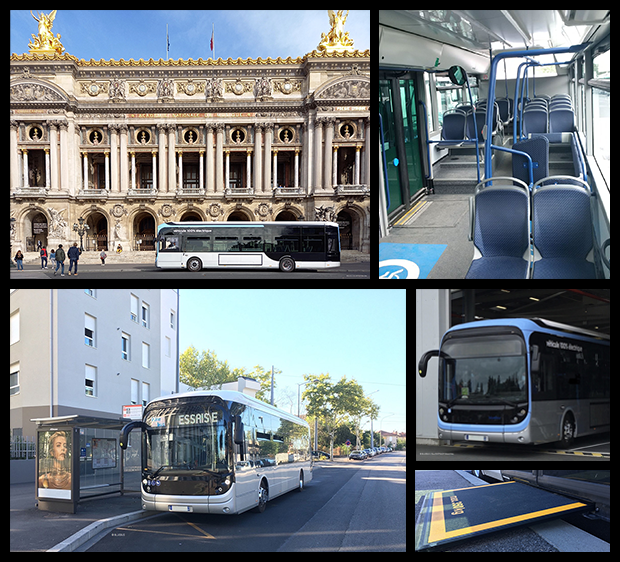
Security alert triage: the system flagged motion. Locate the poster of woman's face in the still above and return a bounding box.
[38,430,72,498]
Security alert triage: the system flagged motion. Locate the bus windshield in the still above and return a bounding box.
[144,404,230,475]
[440,335,527,405]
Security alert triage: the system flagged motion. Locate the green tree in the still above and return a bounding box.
[179,345,244,389]
[303,373,378,459]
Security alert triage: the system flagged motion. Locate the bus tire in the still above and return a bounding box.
[298,470,305,492]
[279,257,295,272]
[559,414,576,448]
[186,257,202,272]
[254,479,269,513]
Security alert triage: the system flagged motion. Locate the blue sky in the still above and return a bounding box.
[178,289,407,434]
[11,10,370,61]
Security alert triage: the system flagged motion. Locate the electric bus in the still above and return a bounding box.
[120,390,313,514]
[418,318,609,447]
[379,10,610,278]
[156,221,340,272]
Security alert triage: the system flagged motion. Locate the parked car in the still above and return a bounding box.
[349,450,366,460]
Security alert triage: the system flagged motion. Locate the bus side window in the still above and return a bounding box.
[160,235,180,252]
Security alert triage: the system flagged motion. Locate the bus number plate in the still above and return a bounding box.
[169,505,193,512]
[465,435,488,441]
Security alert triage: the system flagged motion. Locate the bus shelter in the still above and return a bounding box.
[31,414,131,513]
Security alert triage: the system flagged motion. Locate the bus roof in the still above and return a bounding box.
[158,221,338,232]
[147,389,310,427]
[446,317,610,342]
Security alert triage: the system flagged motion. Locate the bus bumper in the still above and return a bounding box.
[438,425,533,444]
[142,490,237,514]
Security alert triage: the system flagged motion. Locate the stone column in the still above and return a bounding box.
[130,151,136,190]
[105,150,110,190]
[246,148,252,189]
[177,150,183,190]
[82,151,88,190]
[314,118,324,191]
[206,125,215,193]
[253,124,262,192]
[263,124,273,193]
[119,124,129,191]
[44,148,50,188]
[10,121,19,190]
[22,149,29,187]
[323,117,334,190]
[48,122,59,190]
[59,122,69,192]
[157,124,167,192]
[199,149,205,191]
[225,149,230,191]
[215,124,224,192]
[168,125,176,193]
[109,125,119,192]
[332,146,338,188]
[294,148,300,188]
[152,150,157,191]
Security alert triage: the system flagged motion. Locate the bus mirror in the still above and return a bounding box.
[418,349,439,378]
[119,420,147,450]
[448,65,468,86]
[234,415,244,445]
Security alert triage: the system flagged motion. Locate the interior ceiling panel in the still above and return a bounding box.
[379,10,607,54]
[450,289,609,334]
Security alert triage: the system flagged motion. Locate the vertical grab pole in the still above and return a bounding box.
[484,43,590,181]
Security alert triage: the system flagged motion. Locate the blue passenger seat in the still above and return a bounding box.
[439,110,467,145]
[465,177,531,279]
[549,108,575,133]
[512,135,549,186]
[531,177,597,278]
[523,108,548,135]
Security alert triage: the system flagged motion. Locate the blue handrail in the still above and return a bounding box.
[484,43,590,180]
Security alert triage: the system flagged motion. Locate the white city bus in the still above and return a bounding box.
[156,221,341,272]
[120,390,313,514]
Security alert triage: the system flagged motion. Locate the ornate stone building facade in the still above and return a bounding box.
[10,12,370,256]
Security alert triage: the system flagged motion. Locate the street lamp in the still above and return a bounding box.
[73,217,90,252]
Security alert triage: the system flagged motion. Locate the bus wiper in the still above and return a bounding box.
[151,464,188,477]
[151,465,171,478]
[494,398,518,407]
[445,397,464,408]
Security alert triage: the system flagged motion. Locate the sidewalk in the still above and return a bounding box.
[10,482,147,552]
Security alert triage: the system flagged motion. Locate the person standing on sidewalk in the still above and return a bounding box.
[67,242,80,276]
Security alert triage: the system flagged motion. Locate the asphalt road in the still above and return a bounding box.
[86,451,406,552]
[11,262,369,280]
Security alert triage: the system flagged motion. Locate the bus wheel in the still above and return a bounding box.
[298,470,305,492]
[279,257,295,272]
[186,257,202,272]
[560,415,575,448]
[255,480,269,513]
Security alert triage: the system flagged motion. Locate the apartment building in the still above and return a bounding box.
[10,289,178,437]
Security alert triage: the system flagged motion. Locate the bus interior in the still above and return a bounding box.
[379,10,610,279]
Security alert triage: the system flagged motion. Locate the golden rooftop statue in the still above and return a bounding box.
[317,10,355,53]
[28,10,65,55]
